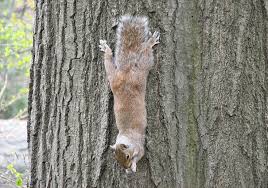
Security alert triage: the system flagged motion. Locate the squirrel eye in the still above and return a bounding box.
[126,154,129,160]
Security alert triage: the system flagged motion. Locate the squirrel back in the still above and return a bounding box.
[115,16,149,65]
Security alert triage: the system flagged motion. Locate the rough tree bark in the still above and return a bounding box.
[28,0,268,187]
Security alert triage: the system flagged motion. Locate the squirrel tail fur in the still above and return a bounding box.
[115,15,149,62]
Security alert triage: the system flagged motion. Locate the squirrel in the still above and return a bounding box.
[99,15,160,173]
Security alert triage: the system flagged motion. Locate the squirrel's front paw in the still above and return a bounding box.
[148,31,160,47]
[99,40,111,53]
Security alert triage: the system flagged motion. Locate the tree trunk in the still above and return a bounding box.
[28,0,268,187]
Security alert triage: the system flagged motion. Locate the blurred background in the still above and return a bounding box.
[0,0,33,187]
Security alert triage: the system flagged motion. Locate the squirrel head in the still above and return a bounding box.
[110,144,137,172]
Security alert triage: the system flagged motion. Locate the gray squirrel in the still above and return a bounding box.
[99,15,160,173]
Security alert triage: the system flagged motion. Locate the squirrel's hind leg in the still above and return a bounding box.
[139,31,160,70]
[99,40,116,81]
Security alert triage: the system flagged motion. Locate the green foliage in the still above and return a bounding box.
[0,0,33,118]
[7,164,23,187]
[0,13,32,72]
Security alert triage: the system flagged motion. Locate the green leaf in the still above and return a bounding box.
[16,177,23,187]
[7,164,23,187]
[25,69,30,77]
[4,47,11,57]
[7,163,17,174]
[15,172,22,178]
[19,88,29,95]
[7,164,14,171]
[7,62,15,69]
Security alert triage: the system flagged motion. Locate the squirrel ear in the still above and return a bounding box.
[119,144,128,150]
[110,144,116,150]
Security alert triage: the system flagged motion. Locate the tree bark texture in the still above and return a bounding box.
[28,0,268,187]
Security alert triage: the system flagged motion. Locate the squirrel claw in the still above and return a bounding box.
[148,31,160,47]
[126,169,132,174]
[152,31,160,39]
[99,40,111,52]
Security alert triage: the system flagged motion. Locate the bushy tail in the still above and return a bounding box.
[115,15,149,59]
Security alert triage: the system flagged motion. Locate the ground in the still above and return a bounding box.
[0,119,28,188]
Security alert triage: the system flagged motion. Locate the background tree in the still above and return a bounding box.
[28,0,268,187]
[0,0,33,119]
